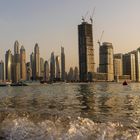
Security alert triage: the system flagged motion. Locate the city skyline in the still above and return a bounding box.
[0,0,140,70]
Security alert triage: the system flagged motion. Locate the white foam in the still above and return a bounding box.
[0,116,139,140]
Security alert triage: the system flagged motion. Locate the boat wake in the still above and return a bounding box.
[0,116,139,140]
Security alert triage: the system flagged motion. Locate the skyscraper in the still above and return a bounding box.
[67,67,74,82]
[34,43,40,80]
[44,60,49,81]
[13,40,20,83]
[61,47,65,81]
[123,52,136,81]
[114,53,123,77]
[135,48,140,82]
[40,57,44,79]
[5,49,12,82]
[50,52,55,81]
[56,56,60,80]
[73,66,79,82]
[0,60,4,81]
[30,52,35,80]
[26,62,32,81]
[20,46,26,80]
[78,21,95,82]
[99,42,114,81]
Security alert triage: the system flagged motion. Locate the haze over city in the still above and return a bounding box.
[0,0,140,70]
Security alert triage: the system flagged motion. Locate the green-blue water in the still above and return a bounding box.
[0,82,140,139]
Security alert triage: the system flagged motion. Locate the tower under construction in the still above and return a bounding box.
[78,20,95,82]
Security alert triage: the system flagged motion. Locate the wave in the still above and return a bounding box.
[0,116,139,140]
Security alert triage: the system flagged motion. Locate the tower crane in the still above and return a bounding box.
[97,31,104,47]
[90,7,96,24]
[82,11,89,22]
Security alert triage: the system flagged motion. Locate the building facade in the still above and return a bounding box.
[13,41,20,83]
[99,42,114,81]
[30,52,35,80]
[44,60,49,81]
[61,47,65,81]
[5,49,12,81]
[34,44,40,80]
[50,52,55,81]
[26,62,32,81]
[0,60,4,81]
[114,53,123,77]
[78,21,95,82]
[135,48,140,82]
[56,56,61,80]
[20,46,26,80]
[40,57,44,79]
[123,53,136,81]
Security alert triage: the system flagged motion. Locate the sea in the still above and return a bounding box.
[0,82,140,140]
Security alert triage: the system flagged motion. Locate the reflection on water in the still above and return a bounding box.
[0,83,140,139]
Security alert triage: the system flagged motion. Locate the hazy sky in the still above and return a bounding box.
[0,0,140,71]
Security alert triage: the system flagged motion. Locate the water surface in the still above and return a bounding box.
[0,83,140,139]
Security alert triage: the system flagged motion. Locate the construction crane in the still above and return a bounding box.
[90,7,96,24]
[82,11,89,22]
[97,30,104,46]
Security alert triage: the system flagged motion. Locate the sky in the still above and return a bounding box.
[0,0,140,71]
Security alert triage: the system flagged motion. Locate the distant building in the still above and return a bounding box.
[50,52,55,81]
[135,48,140,82]
[114,53,123,77]
[44,61,49,81]
[13,41,20,83]
[123,52,136,81]
[56,56,61,80]
[73,67,79,82]
[0,60,4,81]
[99,42,114,81]
[61,47,65,81]
[67,67,74,82]
[30,52,35,80]
[34,43,40,80]
[78,21,95,82]
[20,46,26,80]
[26,62,32,81]
[40,57,44,79]
[5,49,12,81]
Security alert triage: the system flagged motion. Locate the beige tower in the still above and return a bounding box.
[114,53,123,77]
[99,42,114,81]
[20,46,26,80]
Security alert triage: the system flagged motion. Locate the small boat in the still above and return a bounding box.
[123,81,128,86]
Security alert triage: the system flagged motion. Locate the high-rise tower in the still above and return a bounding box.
[34,43,40,80]
[30,52,35,80]
[61,47,65,81]
[50,52,55,81]
[13,40,20,83]
[56,56,60,80]
[78,21,95,82]
[5,49,12,81]
[40,57,44,79]
[20,46,26,80]
[99,42,114,81]
[44,60,49,81]
[0,60,4,81]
